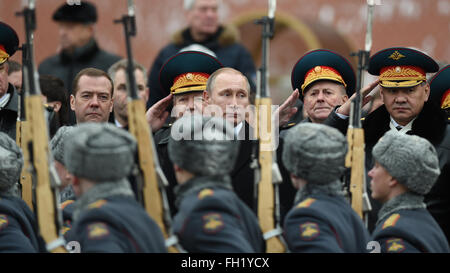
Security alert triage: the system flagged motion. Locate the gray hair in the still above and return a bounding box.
[206,67,251,95]
[108,59,148,86]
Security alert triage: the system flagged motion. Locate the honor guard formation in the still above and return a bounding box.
[0,0,449,254]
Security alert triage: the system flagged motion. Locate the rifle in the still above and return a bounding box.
[346,0,375,225]
[15,45,33,208]
[114,0,180,253]
[16,0,67,253]
[253,0,286,253]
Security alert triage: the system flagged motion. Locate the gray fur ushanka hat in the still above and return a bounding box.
[372,130,440,195]
[168,115,239,176]
[50,126,74,165]
[282,123,347,184]
[64,122,137,182]
[0,132,23,192]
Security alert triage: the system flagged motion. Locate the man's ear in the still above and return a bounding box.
[52,101,62,113]
[203,90,209,103]
[70,94,76,111]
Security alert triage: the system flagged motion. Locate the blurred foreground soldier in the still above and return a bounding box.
[429,64,450,121]
[38,1,120,95]
[281,49,355,131]
[369,131,449,253]
[0,22,19,140]
[50,126,76,236]
[0,132,45,253]
[282,123,369,253]
[169,115,264,252]
[64,123,167,253]
[147,0,256,108]
[325,47,450,239]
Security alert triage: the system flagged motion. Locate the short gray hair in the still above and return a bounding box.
[206,67,251,95]
[108,59,147,86]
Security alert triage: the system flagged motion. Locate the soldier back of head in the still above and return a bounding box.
[282,123,347,185]
[168,115,238,177]
[64,122,136,184]
[372,130,440,196]
[0,132,23,194]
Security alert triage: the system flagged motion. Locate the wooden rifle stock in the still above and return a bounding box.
[115,0,178,252]
[255,0,286,253]
[17,1,67,253]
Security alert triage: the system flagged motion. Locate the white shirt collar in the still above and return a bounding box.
[389,116,416,134]
[234,122,244,136]
[114,118,125,128]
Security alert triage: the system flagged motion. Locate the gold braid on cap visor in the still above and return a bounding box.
[379,65,426,88]
[170,72,209,95]
[301,66,347,94]
[0,46,9,64]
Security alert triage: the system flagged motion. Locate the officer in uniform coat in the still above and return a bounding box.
[0,22,19,140]
[282,123,370,253]
[63,123,167,253]
[0,132,46,253]
[369,131,449,253]
[168,115,265,253]
[150,51,222,216]
[280,49,356,133]
[324,47,450,239]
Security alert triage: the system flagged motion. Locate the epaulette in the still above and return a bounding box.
[198,188,214,200]
[87,199,107,210]
[296,198,316,209]
[382,213,400,229]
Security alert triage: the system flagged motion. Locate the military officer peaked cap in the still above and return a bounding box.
[368,47,439,89]
[291,49,356,100]
[159,51,223,96]
[0,22,19,65]
[52,1,97,24]
[429,65,450,110]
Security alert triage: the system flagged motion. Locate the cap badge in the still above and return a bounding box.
[389,51,406,61]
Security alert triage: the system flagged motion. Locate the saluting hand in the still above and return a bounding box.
[146,93,172,132]
[336,80,380,116]
[274,89,300,127]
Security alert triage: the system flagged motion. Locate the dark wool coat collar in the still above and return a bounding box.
[364,102,447,146]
